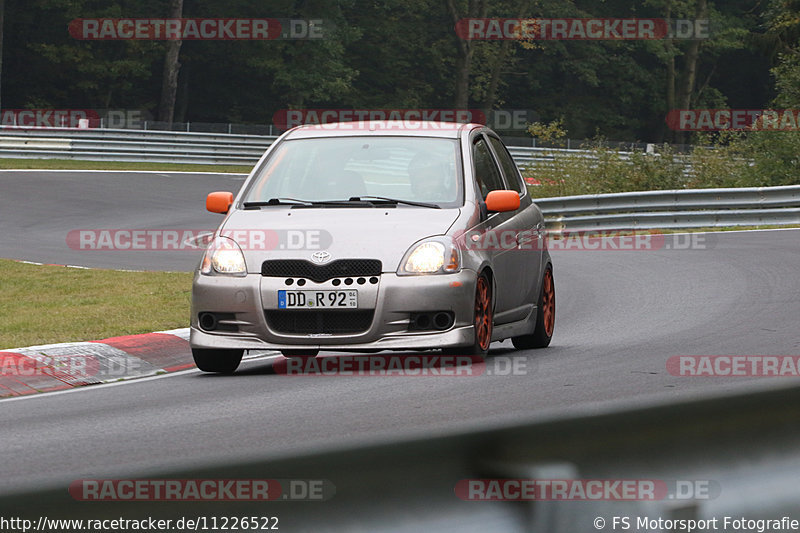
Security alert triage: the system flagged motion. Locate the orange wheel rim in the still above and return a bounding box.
[542,269,555,337]
[475,276,492,350]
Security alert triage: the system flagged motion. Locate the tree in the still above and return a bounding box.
[158,0,184,125]
[445,0,487,109]
[0,0,5,111]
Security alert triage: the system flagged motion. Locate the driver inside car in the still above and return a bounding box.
[407,153,454,202]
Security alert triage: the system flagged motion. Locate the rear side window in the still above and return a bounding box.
[472,138,505,199]
[488,136,523,194]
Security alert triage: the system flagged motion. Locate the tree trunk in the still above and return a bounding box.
[0,0,5,111]
[453,49,471,109]
[446,0,486,110]
[666,54,676,142]
[176,62,189,123]
[664,0,675,142]
[482,2,529,116]
[676,0,708,143]
[481,42,508,116]
[158,0,184,125]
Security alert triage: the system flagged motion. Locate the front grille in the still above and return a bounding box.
[265,310,374,334]
[261,259,382,282]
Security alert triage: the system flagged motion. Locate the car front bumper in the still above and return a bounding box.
[190,269,478,351]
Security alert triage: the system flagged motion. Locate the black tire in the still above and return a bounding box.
[192,348,244,374]
[280,349,319,359]
[443,272,494,356]
[512,265,555,349]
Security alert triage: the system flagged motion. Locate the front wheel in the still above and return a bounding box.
[443,272,493,356]
[512,266,555,349]
[192,348,244,373]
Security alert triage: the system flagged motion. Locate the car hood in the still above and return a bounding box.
[219,207,462,273]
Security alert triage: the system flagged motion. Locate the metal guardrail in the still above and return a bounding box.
[0,126,631,167]
[7,381,800,531]
[537,185,800,230]
[3,127,796,231]
[0,127,276,165]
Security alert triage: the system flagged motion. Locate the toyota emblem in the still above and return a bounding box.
[311,251,331,264]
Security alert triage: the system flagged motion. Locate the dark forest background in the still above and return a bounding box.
[1,0,800,143]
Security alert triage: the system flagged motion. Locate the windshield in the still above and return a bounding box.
[242,136,462,208]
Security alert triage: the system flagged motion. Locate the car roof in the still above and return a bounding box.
[283,120,482,140]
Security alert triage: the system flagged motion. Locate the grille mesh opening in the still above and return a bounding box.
[261,259,382,283]
[265,310,374,334]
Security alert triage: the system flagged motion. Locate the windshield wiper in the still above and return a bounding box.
[348,196,441,209]
[243,198,313,208]
[243,197,374,209]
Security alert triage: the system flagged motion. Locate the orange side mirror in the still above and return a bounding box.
[485,190,520,212]
[206,192,234,214]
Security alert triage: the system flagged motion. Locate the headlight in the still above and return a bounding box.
[399,237,461,275]
[200,236,247,276]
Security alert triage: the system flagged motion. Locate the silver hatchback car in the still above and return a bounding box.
[191,121,554,373]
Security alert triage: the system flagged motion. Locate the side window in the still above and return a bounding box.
[488,136,523,194]
[472,138,505,199]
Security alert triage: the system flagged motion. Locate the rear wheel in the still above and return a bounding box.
[192,348,244,374]
[443,272,493,356]
[512,266,555,349]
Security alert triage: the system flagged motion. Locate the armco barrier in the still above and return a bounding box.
[5,381,800,531]
[0,127,276,165]
[3,127,796,231]
[536,185,800,230]
[0,126,622,167]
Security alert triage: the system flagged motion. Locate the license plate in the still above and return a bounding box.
[278,290,358,309]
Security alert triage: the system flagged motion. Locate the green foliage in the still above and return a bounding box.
[735,131,800,186]
[524,127,800,199]
[0,0,795,147]
[527,118,567,144]
[772,53,800,107]
[525,141,689,197]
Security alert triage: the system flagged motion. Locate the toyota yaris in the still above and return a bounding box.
[191,120,554,373]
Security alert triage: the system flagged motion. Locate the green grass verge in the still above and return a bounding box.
[0,259,192,350]
[0,158,254,173]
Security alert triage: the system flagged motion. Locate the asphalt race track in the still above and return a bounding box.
[0,170,248,271]
[2,171,800,527]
